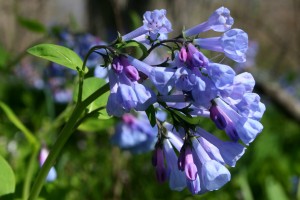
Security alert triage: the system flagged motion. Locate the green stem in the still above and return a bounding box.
[28,83,110,200]
[22,148,39,200]
[77,45,113,103]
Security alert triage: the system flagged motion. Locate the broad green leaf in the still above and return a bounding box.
[0,101,38,146]
[78,117,115,132]
[98,109,112,120]
[74,77,110,117]
[116,40,148,60]
[17,16,46,33]
[0,155,15,196]
[27,44,88,73]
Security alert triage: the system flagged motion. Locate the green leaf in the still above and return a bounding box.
[17,16,46,33]
[265,176,289,200]
[172,109,201,125]
[78,117,115,132]
[146,105,156,127]
[0,155,15,196]
[74,77,110,116]
[0,45,10,68]
[27,44,88,73]
[116,40,148,60]
[0,101,38,146]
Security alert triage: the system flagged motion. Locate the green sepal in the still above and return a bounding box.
[146,105,157,127]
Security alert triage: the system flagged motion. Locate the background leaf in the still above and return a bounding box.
[0,101,38,146]
[27,44,87,73]
[17,16,46,33]
[0,155,15,196]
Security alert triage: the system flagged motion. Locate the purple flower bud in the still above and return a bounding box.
[154,148,167,183]
[179,47,188,62]
[186,44,209,68]
[112,57,123,73]
[124,65,140,81]
[184,147,198,181]
[184,7,234,36]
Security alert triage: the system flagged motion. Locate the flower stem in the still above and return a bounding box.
[22,148,39,200]
[28,83,110,200]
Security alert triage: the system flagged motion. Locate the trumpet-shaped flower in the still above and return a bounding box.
[111,113,158,153]
[106,56,156,116]
[194,29,248,63]
[211,98,264,145]
[122,9,172,41]
[184,7,234,37]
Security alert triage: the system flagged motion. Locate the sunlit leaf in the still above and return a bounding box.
[0,155,15,196]
[116,40,148,60]
[74,77,110,118]
[78,117,115,132]
[27,44,88,73]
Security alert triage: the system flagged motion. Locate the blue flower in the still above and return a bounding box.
[190,137,231,192]
[163,139,186,191]
[193,29,248,63]
[195,127,246,167]
[184,7,234,37]
[211,97,264,145]
[126,55,176,95]
[111,113,157,153]
[106,56,156,117]
[122,9,172,41]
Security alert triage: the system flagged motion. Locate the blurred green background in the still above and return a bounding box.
[0,0,300,199]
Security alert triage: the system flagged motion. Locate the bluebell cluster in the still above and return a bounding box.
[105,7,265,195]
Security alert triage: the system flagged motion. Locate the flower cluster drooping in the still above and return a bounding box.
[92,7,265,195]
